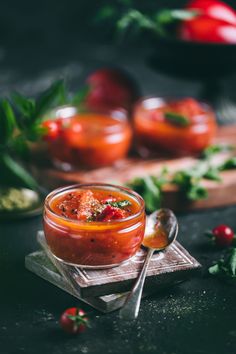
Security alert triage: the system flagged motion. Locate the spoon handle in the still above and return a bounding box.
[119,248,154,320]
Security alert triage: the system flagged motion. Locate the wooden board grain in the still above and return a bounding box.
[31,125,236,211]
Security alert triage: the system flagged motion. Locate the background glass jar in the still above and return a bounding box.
[44,106,132,170]
[133,97,217,157]
[43,183,146,268]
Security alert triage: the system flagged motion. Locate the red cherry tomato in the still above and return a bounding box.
[212,224,234,247]
[98,204,126,221]
[179,15,236,43]
[86,68,139,111]
[42,120,60,141]
[186,0,236,25]
[60,307,89,335]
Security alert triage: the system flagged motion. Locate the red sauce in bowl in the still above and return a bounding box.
[44,107,132,170]
[134,97,217,156]
[43,184,145,268]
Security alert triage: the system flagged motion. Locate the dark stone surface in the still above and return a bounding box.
[1,206,236,354]
[1,1,236,353]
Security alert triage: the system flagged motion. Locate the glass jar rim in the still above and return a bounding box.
[44,183,145,226]
[44,105,129,134]
[134,96,213,112]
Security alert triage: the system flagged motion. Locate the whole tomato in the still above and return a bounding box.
[186,0,236,25]
[179,15,236,43]
[60,307,89,335]
[86,68,140,111]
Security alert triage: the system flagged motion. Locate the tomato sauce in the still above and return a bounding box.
[142,225,168,249]
[44,184,145,267]
[46,110,132,169]
[134,97,217,156]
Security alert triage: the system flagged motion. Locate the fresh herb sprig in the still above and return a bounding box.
[0,80,89,191]
[96,2,198,39]
[209,248,236,280]
[127,145,236,213]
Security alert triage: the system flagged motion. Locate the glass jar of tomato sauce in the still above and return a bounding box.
[43,106,132,170]
[133,97,217,157]
[43,183,145,268]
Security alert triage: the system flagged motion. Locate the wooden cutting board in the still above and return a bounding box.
[31,125,236,211]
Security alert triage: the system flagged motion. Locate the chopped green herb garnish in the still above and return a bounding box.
[164,112,190,127]
[105,200,131,208]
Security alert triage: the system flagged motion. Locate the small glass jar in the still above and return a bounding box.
[133,97,217,157]
[43,183,146,269]
[45,106,132,170]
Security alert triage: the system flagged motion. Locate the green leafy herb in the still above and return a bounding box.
[172,168,208,201]
[34,80,66,120]
[209,248,236,279]
[70,86,90,106]
[97,4,199,39]
[220,157,236,171]
[203,166,222,182]
[0,99,16,145]
[201,144,233,159]
[11,92,36,121]
[106,200,131,208]
[127,168,168,213]
[117,9,158,36]
[164,112,190,127]
[0,153,38,190]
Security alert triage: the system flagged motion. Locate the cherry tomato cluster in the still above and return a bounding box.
[206,224,236,247]
[179,0,236,43]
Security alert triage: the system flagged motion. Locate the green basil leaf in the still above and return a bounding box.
[71,86,90,106]
[208,263,220,275]
[117,9,157,34]
[220,157,236,171]
[34,80,66,120]
[227,248,236,276]
[0,99,16,145]
[165,112,190,127]
[203,167,222,182]
[201,144,233,160]
[11,92,35,119]
[0,153,38,190]
[106,200,131,208]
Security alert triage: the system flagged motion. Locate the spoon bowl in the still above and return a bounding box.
[119,208,178,320]
[143,208,178,251]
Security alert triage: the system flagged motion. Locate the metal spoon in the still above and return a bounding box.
[119,208,178,320]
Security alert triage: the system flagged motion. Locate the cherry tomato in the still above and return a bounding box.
[212,224,235,247]
[179,15,236,43]
[98,204,126,221]
[60,307,89,335]
[42,120,60,141]
[186,0,236,25]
